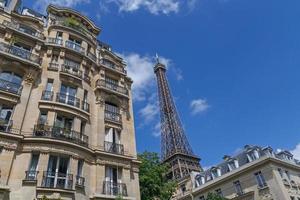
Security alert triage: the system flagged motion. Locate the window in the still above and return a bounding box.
[46,79,54,92]
[285,170,291,180]
[27,153,39,180]
[77,160,83,177]
[55,115,73,130]
[80,121,86,135]
[233,180,243,195]
[0,105,13,131]
[211,168,221,179]
[290,196,295,200]
[278,168,283,178]
[104,128,121,153]
[104,166,123,195]
[195,175,205,187]
[199,196,205,200]
[56,31,63,39]
[255,171,267,188]
[215,188,223,197]
[58,84,77,106]
[228,159,239,171]
[105,102,119,114]
[38,111,48,125]
[0,72,22,94]
[247,150,259,162]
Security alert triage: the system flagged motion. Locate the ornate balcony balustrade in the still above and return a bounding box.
[3,20,44,39]
[24,171,38,181]
[102,181,127,196]
[33,124,89,146]
[47,37,63,46]
[104,110,122,124]
[61,65,82,79]
[99,59,126,74]
[0,79,22,95]
[87,52,97,62]
[48,63,59,71]
[65,40,85,54]
[96,80,128,96]
[104,141,124,155]
[76,176,85,187]
[0,42,41,64]
[41,171,73,190]
[56,93,80,108]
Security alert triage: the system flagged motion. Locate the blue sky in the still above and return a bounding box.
[25,0,300,167]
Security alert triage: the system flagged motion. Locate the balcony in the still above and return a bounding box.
[87,52,97,62]
[0,42,41,65]
[105,110,122,124]
[99,59,126,74]
[82,101,90,112]
[102,181,127,197]
[0,79,22,95]
[33,124,89,147]
[104,141,124,155]
[41,171,73,190]
[76,176,85,188]
[56,93,80,108]
[48,63,59,71]
[47,37,63,46]
[41,90,53,101]
[60,65,82,79]
[65,40,85,55]
[0,119,12,133]
[24,171,38,182]
[96,80,128,96]
[3,20,44,40]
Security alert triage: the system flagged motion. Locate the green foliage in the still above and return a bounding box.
[206,193,229,200]
[138,152,177,200]
[115,195,123,200]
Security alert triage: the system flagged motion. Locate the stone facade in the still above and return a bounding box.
[0,1,140,200]
[173,145,300,200]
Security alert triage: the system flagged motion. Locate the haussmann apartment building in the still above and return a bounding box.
[0,0,140,199]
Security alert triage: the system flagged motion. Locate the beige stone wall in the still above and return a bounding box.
[0,5,140,200]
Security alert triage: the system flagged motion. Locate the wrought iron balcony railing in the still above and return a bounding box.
[96,80,128,96]
[3,20,44,39]
[56,93,80,108]
[87,52,97,62]
[41,90,53,101]
[41,171,73,190]
[102,181,127,196]
[0,42,41,64]
[24,171,38,181]
[61,65,82,79]
[33,124,88,146]
[99,59,127,74]
[48,63,59,71]
[65,40,85,54]
[104,110,122,123]
[76,176,85,187]
[0,119,12,133]
[47,37,63,46]
[0,79,22,95]
[82,101,90,112]
[104,141,124,155]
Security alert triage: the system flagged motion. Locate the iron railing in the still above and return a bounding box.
[61,65,82,79]
[41,171,73,190]
[82,101,90,112]
[48,63,59,71]
[99,59,126,74]
[65,40,85,54]
[47,37,63,46]
[102,181,127,196]
[96,80,128,95]
[3,20,44,39]
[104,141,124,155]
[33,124,88,146]
[24,171,38,181]
[56,93,80,108]
[0,79,22,95]
[76,176,85,187]
[0,119,12,132]
[0,42,41,64]
[41,90,53,101]
[104,110,122,123]
[87,52,97,62]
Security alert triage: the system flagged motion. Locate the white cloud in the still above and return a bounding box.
[152,122,161,137]
[106,0,180,15]
[190,98,209,115]
[139,102,159,123]
[120,53,170,101]
[33,0,90,13]
[291,144,300,160]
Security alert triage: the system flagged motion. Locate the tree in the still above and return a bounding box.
[138,152,176,200]
[206,193,229,200]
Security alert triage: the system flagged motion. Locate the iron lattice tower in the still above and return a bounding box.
[154,61,202,180]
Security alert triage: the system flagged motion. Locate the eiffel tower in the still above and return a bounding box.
[154,58,202,180]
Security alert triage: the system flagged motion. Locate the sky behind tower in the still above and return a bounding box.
[25,0,300,168]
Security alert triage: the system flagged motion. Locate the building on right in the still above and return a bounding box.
[173,145,300,200]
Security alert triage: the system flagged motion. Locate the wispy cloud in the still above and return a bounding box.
[33,0,90,13]
[190,98,209,115]
[152,122,161,137]
[139,102,159,123]
[291,143,300,160]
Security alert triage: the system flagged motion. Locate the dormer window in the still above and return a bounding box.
[211,167,221,179]
[247,149,259,162]
[228,159,239,171]
[195,175,205,187]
